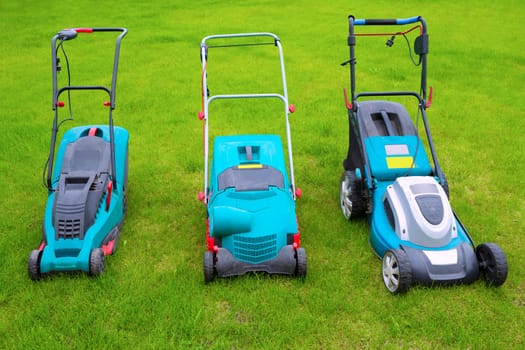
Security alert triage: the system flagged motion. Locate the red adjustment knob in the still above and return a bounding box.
[198,111,205,120]
[425,86,433,109]
[295,187,302,198]
[289,104,296,113]
[293,233,301,249]
[343,88,352,109]
[198,191,205,202]
[104,101,111,107]
[56,101,65,107]
[105,181,113,211]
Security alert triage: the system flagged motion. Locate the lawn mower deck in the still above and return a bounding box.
[339,16,507,293]
[198,33,306,282]
[28,28,129,280]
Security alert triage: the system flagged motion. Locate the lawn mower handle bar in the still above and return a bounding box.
[345,16,447,213]
[47,27,127,191]
[201,32,280,45]
[347,15,428,104]
[200,32,297,203]
[351,16,423,26]
[52,27,128,110]
[200,33,280,65]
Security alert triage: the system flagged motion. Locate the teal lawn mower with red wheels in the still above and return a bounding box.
[339,16,508,294]
[197,33,306,282]
[28,28,129,280]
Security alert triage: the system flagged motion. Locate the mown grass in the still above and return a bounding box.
[1,0,524,349]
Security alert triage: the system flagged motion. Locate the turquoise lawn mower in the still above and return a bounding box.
[339,16,508,293]
[197,33,306,282]
[28,28,129,280]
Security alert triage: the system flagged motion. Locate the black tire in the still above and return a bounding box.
[476,243,508,287]
[295,247,307,278]
[382,249,412,294]
[340,170,364,220]
[28,249,42,281]
[89,248,105,276]
[204,251,216,283]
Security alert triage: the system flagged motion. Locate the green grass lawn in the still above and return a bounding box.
[1,0,524,348]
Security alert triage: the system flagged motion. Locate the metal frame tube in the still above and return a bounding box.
[200,32,297,203]
[47,27,127,191]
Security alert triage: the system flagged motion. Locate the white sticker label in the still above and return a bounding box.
[385,144,409,155]
[423,249,458,265]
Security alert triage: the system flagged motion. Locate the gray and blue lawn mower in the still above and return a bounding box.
[339,16,508,294]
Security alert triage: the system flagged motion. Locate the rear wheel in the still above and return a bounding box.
[28,249,42,281]
[476,243,508,287]
[295,247,307,278]
[382,249,412,294]
[340,170,364,220]
[204,251,216,283]
[89,248,105,276]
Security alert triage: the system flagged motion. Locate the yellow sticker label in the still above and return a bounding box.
[238,164,263,169]
[386,156,414,169]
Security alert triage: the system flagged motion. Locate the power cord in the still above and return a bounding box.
[386,33,421,66]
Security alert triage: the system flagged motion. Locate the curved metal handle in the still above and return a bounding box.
[201,32,280,46]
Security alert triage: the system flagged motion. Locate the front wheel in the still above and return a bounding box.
[89,248,105,276]
[295,247,307,278]
[204,251,216,283]
[28,249,43,281]
[382,249,412,294]
[476,243,508,287]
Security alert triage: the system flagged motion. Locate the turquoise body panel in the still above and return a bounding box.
[365,135,432,181]
[208,135,298,264]
[210,134,290,188]
[40,125,129,273]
